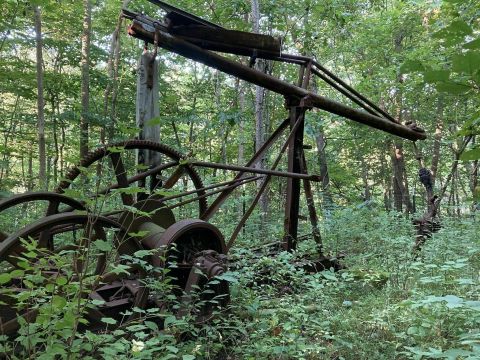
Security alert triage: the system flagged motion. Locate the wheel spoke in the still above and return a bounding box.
[109,153,134,206]
[162,165,186,190]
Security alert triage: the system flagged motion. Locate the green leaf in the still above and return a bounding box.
[145,117,162,126]
[460,147,480,161]
[436,82,470,95]
[110,264,131,275]
[52,295,67,309]
[322,271,337,281]
[182,356,195,360]
[106,146,125,153]
[399,60,424,74]
[452,51,480,75]
[56,276,68,286]
[424,70,450,83]
[166,345,179,353]
[464,37,480,49]
[93,240,113,252]
[0,273,11,285]
[101,317,117,325]
[433,20,472,41]
[10,269,24,278]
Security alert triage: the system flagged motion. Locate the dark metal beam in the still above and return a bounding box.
[127,20,426,141]
[191,161,320,181]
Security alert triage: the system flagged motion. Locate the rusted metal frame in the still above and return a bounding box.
[227,112,306,250]
[109,153,135,206]
[167,175,262,210]
[127,20,425,141]
[311,68,381,118]
[300,151,322,251]
[0,192,87,252]
[283,61,312,251]
[283,107,305,252]
[282,54,398,123]
[158,175,257,202]
[146,0,223,29]
[191,161,320,181]
[60,161,176,213]
[201,118,290,220]
[97,161,178,196]
[169,25,281,58]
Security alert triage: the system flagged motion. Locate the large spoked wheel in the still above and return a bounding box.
[0,213,146,336]
[0,192,86,266]
[56,140,208,218]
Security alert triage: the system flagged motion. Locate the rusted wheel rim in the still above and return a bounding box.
[0,213,146,336]
[0,192,86,250]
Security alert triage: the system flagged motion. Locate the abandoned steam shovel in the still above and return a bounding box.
[0,0,426,337]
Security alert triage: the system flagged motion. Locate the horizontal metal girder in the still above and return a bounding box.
[191,161,321,181]
[170,25,282,58]
[127,17,426,141]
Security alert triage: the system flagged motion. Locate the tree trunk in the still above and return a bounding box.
[27,146,34,191]
[470,136,478,206]
[315,132,333,211]
[251,0,268,222]
[431,101,443,187]
[104,0,130,142]
[80,0,91,159]
[34,6,47,189]
[391,141,413,213]
[360,157,371,201]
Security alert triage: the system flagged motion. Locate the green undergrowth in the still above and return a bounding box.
[221,208,480,359]
[1,208,479,359]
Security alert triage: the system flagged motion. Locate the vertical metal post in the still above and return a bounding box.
[283,61,312,251]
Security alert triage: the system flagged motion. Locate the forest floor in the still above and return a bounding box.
[2,207,479,359]
[209,208,480,359]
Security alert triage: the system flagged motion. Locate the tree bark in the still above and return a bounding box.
[80,0,91,159]
[251,0,268,222]
[360,156,371,201]
[103,0,130,142]
[470,136,478,204]
[315,132,333,211]
[391,141,413,213]
[431,100,443,187]
[34,6,47,189]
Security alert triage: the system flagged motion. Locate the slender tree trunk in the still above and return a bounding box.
[104,0,130,142]
[51,97,59,185]
[454,169,461,217]
[60,117,66,178]
[34,6,47,189]
[391,141,413,212]
[251,0,268,223]
[470,136,478,205]
[360,156,371,201]
[236,76,247,225]
[315,132,332,210]
[431,100,443,187]
[80,0,91,159]
[27,146,33,191]
[214,70,228,174]
[392,34,413,214]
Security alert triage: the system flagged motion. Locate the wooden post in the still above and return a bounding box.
[136,50,161,194]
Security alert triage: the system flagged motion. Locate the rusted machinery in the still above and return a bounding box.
[0,1,426,337]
